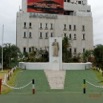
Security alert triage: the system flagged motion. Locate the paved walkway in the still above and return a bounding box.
[44,70,66,89]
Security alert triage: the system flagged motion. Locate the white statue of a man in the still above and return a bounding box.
[52,39,59,57]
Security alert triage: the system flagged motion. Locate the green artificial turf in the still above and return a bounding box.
[64,70,103,93]
[1,69,103,103]
[10,70,50,94]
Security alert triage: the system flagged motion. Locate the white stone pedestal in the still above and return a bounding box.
[49,37,62,70]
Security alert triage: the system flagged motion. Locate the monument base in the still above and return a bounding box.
[50,63,59,71]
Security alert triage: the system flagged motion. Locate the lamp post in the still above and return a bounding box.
[1,25,4,71]
[2,25,4,71]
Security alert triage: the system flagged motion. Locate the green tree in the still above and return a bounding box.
[93,45,103,69]
[62,36,71,62]
[23,48,49,62]
[27,51,36,62]
[42,50,49,62]
[2,43,21,68]
[83,50,92,62]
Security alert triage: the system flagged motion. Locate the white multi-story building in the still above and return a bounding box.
[16,0,93,55]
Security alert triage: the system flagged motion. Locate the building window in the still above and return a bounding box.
[74,34,76,40]
[40,32,42,39]
[29,47,32,52]
[23,47,26,53]
[45,32,48,39]
[78,1,81,4]
[40,23,42,29]
[87,10,91,12]
[74,25,76,31]
[24,22,26,28]
[31,46,34,52]
[74,48,77,54]
[83,34,85,40]
[23,32,26,38]
[82,25,85,31]
[50,23,53,30]
[29,32,32,38]
[51,32,53,37]
[69,34,71,40]
[64,24,66,30]
[64,33,66,37]
[45,23,48,29]
[64,0,66,2]
[29,22,32,28]
[67,0,70,2]
[69,48,72,53]
[83,48,85,53]
[69,25,72,31]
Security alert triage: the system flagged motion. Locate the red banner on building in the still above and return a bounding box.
[27,0,64,14]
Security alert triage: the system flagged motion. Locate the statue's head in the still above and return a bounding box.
[54,39,56,42]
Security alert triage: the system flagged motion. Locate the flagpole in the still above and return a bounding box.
[2,25,4,71]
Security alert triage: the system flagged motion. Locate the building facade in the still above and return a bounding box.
[16,0,93,55]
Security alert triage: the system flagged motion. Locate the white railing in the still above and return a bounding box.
[2,66,17,84]
[2,66,32,90]
[86,81,103,89]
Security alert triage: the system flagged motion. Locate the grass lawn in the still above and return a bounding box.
[94,70,103,84]
[0,70,8,79]
[1,69,20,94]
[0,70,9,94]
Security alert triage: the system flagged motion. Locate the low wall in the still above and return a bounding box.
[19,62,50,70]
[63,63,92,70]
[19,62,92,70]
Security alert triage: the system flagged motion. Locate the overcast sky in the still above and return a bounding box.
[0,0,103,46]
